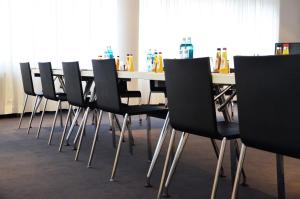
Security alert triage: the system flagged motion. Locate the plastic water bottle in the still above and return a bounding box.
[107,46,114,59]
[146,49,153,72]
[179,37,186,59]
[186,37,193,59]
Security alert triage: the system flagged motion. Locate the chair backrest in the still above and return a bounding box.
[92,59,121,113]
[164,58,218,138]
[20,62,35,96]
[62,62,85,107]
[234,55,300,159]
[38,62,57,100]
[118,79,129,95]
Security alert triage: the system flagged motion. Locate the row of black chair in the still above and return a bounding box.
[19,60,169,184]
[19,55,299,198]
[19,59,240,198]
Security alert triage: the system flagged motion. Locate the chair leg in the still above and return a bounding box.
[145,112,170,187]
[59,105,72,152]
[231,144,247,199]
[234,140,247,186]
[110,113,128,182]
[146,115,152,162]
[59,100,63,128]
[114,114,125,143]
[148,92,152,104]
[211,138,227,199]
[109,113,116,148]
[157,129,176,199]
[65,107,82,145]
[127,116,134,155]
[211,139,226,177]
[74,107,90,161]
[36,98,48,139]
[18,94,28,128]
[87,110,104,168]
[27,96,42,134]
[163,132,189,197]
[48,100,61,145]
[139,97,142,125]
[73,110,86,148]
[276,154,286,199]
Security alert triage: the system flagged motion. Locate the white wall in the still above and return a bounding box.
[279,0,300,42]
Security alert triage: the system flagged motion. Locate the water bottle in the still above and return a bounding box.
[146,49,153,72]
[179,37,186,59]
[186,37,193,59]
[107,46,114,59]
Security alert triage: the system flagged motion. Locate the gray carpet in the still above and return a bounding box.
[0,111,299,199]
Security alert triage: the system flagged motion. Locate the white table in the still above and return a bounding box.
[32,68,235,85]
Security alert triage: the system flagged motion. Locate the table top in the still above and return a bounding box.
[32,68,235,85]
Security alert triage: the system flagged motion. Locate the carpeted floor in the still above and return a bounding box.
[0,111,299,199]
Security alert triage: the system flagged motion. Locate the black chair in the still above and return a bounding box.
[19,62,43,134]
[89,59,167,181]
[148,80,167,104]
[157,58,240,198]
[232,55,300,199]
[37,62,69,145]
[59,61,97,158]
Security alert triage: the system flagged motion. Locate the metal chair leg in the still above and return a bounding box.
[157,129,176,199]
[234,140,247,186]
[18,94,28,128]
[127,116,134,155]
[148,92,152,104]
[65,107,82,144]
[139,97,142,125]
[109,113,116,148]
[27,96,41,134]
[145,112,170,187]
[211,139,226,177]
[163,132,189,197]
[36,98,48,139]
[146,115,152,162]
[211,138,227,199]
[87,110,104,168]
[277,154,286,199]
[48,100,61,145]
[231,144,247,199]
[75,107,90,161]
[73,109,86,147]
[59,100,63,128]
[59,105,72,152]
[110,113,128,182]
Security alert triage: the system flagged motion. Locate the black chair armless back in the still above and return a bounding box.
[92,59,121,113]
[62,62,85,107]
[39,62,57,100]
[234,55,300,158]
[164,58,218,138]
[20,62,35,96]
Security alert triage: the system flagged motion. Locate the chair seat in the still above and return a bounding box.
[120,90,141,98]
[147,108,168,119]
[119,104,167,116]
[217,121,240,140]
